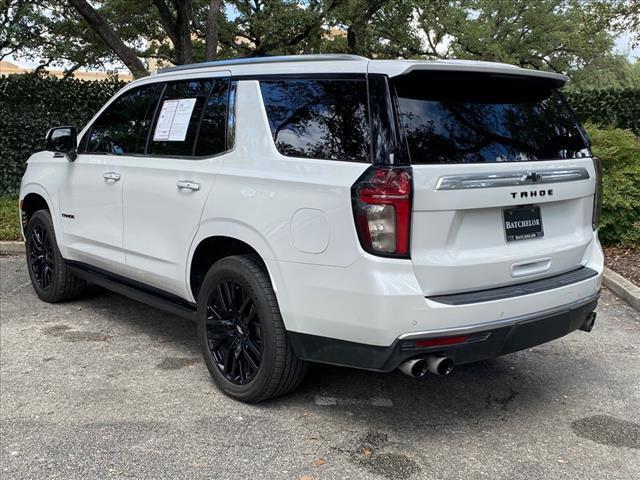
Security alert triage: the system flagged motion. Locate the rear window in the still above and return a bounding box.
[393,72,590,164]
[149,79,213,157]
[259,78,370,162]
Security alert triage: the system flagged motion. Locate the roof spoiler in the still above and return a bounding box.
[369,60,568,87]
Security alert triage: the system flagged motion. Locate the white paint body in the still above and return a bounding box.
[20,57,603,348]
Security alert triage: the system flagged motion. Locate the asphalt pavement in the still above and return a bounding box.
[1,254,639,479]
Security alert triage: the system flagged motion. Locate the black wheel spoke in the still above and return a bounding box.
[29,225,54,291]
[216,284,229,312]
[205,278,263,385]
[223,338,238,374]
[206,304,223,321]
[242,344,259,370]
[246,338,261,358]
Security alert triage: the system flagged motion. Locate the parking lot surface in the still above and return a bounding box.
[1,255,639,479]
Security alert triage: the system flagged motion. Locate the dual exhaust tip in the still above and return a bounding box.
[399,355,454,378]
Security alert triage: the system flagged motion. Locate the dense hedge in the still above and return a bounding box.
[565,88,640,136]
[0,74,125,195]
[586,125,640,245]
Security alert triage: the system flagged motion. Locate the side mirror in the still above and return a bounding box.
[46,126,78,162]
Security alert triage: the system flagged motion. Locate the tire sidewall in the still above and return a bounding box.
[197,256,280,402]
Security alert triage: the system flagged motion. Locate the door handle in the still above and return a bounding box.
[176,180,200,192]
[103,172,121,182]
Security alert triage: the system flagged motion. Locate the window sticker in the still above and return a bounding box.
[153,98,197,142]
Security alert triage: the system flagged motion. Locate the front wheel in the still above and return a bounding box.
[197,255,307,402]
[25,209,86,302]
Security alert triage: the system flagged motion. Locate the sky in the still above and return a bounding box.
[614,33,639,60]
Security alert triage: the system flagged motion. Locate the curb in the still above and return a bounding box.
[0,241,25,255]
[603,267,640,311]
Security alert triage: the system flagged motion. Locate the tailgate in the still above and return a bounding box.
[410,159,597,296]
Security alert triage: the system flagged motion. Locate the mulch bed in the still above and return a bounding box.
[603,244,640,287]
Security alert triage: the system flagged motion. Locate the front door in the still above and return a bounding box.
[58,153,125,269]
[59,82,164,272]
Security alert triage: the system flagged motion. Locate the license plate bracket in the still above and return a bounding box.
[503,206,544,242]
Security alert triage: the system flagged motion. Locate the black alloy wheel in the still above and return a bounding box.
[29,224,54,290]
[205,279,263,385]
[197,254,307,402]
[25,209,86,303]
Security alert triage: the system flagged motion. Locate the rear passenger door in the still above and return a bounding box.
[121,73,233,299]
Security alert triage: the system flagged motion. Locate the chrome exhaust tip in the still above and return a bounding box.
[398,358,428,378]
[425,355,454,376]
[399,355,455,378]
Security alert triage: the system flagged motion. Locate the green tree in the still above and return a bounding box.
[1,0,636,86]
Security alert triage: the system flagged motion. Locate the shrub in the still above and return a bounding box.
[0,74,125,195]
[0,196,21,241]
[586,124,640,246]
[565,89,640,136]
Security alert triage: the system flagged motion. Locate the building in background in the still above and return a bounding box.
[0,60,132,81]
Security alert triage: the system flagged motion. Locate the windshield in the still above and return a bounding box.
[392,71,590,164]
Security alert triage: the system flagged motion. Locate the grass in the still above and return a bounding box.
[0,196,22,241]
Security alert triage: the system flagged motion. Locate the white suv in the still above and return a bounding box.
[20,54,603,402]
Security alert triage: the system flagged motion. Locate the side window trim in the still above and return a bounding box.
[226,80,237,151]
[143,82,167,155]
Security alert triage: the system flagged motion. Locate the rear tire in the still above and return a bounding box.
[197,254,307,402]
[25,209,86,303]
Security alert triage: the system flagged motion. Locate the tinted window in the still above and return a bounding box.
[150,79,213,157]
[86,84,162,154]
[393,72,590,164]
[260,79,370,162]
[194,79,230,157]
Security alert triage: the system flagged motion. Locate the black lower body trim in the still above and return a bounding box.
[67,261,196,320]
[428,267,598,305]
[289,296,599,372]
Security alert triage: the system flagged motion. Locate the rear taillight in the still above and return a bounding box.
[592,156,603,230]
[351,165,412,258]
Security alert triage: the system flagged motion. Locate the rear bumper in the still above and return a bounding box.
[271,234,603,347]
[288,293,599,372]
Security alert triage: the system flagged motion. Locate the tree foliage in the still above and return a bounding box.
[0,0,638,86]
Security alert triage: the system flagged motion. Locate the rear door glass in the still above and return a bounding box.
[149,79,213,157]
[194,79,230,157]
[259,78,370,162]
[393,72,590,164]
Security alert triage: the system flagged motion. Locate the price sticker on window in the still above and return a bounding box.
[153,98,197,142]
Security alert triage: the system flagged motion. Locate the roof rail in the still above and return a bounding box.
[158,54,369,74]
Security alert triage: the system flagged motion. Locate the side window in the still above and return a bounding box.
[85,84,163,155]
[259,78,370,162]
[194,78,230,157]
[149,79,213,157]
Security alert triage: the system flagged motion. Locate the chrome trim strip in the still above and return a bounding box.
[398,292,600,341]
[435,168,590,190]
